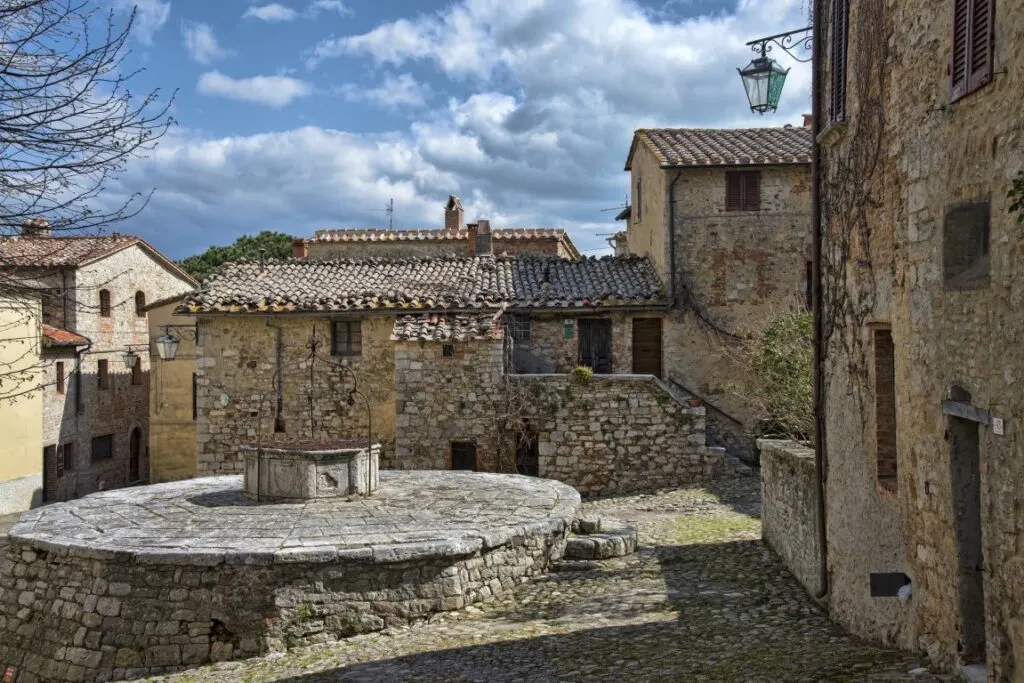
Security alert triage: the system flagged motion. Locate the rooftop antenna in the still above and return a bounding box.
[599,194,630,213]
[362,198,394,229]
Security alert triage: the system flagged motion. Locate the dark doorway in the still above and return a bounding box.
[947,387,986,664]
[631,318,663,377]
[450,441,477,471]
[578,318,612,374]
[515,428,539,477]
[129,428,141,482]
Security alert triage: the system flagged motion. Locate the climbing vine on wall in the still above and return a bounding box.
[1007,170,1024,225]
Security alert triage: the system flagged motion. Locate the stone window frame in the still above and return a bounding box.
[99,288,111,317]
[869,324,898,495]
[97,358,109,390]
[56,360,65,394]
[90,433,114,463]
[331,319,363,357]
[134,291,146,317]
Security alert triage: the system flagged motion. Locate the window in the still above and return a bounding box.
[131,359,141,386]
[135,291,146,317]
[951,0,994,102]
[943,201,990,290]
[46,445,59,478]
[874,329,897,492]
[192,372,198,421]
[508,315,531,343]
[725,171,761,212]
[451,442,478,471]
[97,359,109,389]
[91,434,114,462]
[56,361,65,394]
[442,343,455,357]
[62,443,75,471]
[331,320,362,356]
[99,289,111,317]
[830,0,850,121]
[635,177,642,221]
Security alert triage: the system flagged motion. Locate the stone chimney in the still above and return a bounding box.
[21,218,51,237]
[802,113,813,128]
[466,222,478,256]
[445,194,464,231]
[291,238,308,259]
[475,219,492,255]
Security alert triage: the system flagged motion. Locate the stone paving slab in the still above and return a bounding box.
[8,471,580,565]
[133,479,955,683]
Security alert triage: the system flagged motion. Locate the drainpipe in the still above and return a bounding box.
[265,319,285,432]
[810,0,829,601]
[667,170,684,307]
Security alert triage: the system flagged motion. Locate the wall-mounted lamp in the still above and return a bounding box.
[154,324,197,362]
[122,347,140,369]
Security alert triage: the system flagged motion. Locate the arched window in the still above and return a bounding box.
[135,291,146,317]
[99,289,111,317]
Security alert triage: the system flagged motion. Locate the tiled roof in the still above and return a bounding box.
[0,236,139,268]
[391,312,504,342]
[311,228,568,243]
[178,254,665,314]
[627,127,812,169]
[42,325,89,348]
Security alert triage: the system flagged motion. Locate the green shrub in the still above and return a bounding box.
[748,313,814,443]
[571,365,593,385]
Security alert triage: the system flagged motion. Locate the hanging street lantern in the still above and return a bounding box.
[155,332,180,361]
[122,348,140,369]
[739,55,790,114]
[738,27,812,115]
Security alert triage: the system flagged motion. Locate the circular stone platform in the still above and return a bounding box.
[0,471,580,682]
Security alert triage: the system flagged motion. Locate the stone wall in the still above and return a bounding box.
[393,339,507,472]
[195,315,396,475]
[511,313,639,375]
[516,374,739,496]
[758,439,821,599]
[817,0,1024,677]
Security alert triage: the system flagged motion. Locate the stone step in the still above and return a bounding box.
[563,518,638,560]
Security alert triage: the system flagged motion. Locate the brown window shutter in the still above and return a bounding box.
[744,172,761,211]
[830,0,849,121]
[951,0,970,99]
[968,0,994,93]
[726,173,742,211]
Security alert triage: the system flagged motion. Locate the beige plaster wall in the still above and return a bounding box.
[0,293,43,512]
[625,143,669,279]
[147,300,197,483]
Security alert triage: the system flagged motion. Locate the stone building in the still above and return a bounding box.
[0,226,197,505]
[180,243,744,495]
[618,126,812,458]
[295,195,581,261]
[762,0,1024,680]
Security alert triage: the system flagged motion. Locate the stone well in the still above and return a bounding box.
[0,471,580,682]
[241,438,380,501]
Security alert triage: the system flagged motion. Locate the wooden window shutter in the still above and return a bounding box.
[951,0,970,99]
[968,0,994,93]
[744,172,761,211]
[830,0,850,122]
[726,173,743,211]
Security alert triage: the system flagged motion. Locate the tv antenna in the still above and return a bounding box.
[599,194,629,213]
[364,198,394,228]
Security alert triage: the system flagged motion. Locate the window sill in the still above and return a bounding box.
[816,120,848,148]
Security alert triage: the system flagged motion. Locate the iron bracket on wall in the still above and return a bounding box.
[746,26,814,63]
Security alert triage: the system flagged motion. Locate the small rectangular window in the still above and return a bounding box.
[725,171,761,212]
[192,372,198,421]
[91,434,114,462]
[635,177,642,221]
[874,329,898,492]
[62,443,75,471]
[331,320,362,356]
[943,201,990,290]
[442,343,455,357]
[451,441,478,471]
[56,361,65,394]
[131,359,141,386]
[99,289,111,317]
[46,444,60,479]
[98,359,109,389]
[508,315,531,343]
[830,0,850,121]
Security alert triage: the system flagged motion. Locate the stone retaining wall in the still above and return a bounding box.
[0,528,566,682]
[517,374,742,496]
[758,438,821,598]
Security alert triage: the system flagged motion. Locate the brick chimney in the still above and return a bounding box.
[466,222,478,256]
[802,113,813,128]
[445,194,464,231]
[291,238,308,259]
[475,219,492,255]
[21,218,51,237]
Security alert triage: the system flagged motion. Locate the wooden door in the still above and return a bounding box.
[631,318,663,377]
[450,442,478,471]
[577,318,612,374]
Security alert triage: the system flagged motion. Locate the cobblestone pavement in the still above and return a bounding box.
[136,478,952,683]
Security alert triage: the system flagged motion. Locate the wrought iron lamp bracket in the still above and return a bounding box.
[747,26,813,63]
[161,324,198,341]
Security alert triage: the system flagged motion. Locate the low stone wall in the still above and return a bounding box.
[759,438,822,598]
[517,374,742,496]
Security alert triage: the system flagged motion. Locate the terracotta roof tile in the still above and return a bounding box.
[311,228,568,243]
[41,324,89,347]
[0,236,140,268]
[179,254,665,314]
[630,127,812,169]
[391,312,504,342]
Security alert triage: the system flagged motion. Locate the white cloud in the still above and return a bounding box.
[339,73,430,110]
[196,71,314,108]
[113,0,171,45]
[181,22,232,64]
[244,1,350,23]
[243,3,298,22]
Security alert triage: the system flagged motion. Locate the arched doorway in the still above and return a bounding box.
[129,428,141,482]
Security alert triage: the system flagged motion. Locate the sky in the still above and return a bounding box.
[104,0,814,259]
